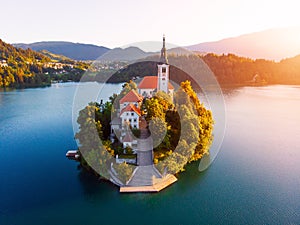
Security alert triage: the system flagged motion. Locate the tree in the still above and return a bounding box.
[177,104,199,146]
[157,152,187,174]
[143,98,165,122]
[75,103,112,178]
[166,110,181,149]
[113,162,134,185]
[149,117,171,150]
[120,80,137,96]
[177,81,213,161]
[154,91,174,110]
[96,101,112,140]
[156,80,214,174]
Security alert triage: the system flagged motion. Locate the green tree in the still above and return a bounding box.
[154,91,174,110]
[157,152,187,174]
[143,98,165,122]
[75,103,112,178]
[149,117,171,150]
[113,162,134,185]
[96,101,112,140]
[177,81,213,161]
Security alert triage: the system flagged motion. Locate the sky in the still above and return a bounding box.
[1,0,300,48]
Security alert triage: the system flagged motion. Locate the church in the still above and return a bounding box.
[137,35,174,97]
[108,36,178,192]
[111,36,174,149]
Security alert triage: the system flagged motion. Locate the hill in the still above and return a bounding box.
[202,53,300,85]
[98,46,153,62]
[102,54,300,86]
[39,49,73,62]
[0,39,51,87]
[12,27,300,61]
[187,27,300,61]
[13,41,110,60]
[0,39,89,88]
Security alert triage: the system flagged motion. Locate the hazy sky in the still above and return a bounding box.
[1,0,299,48]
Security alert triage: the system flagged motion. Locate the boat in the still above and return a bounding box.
[66,150,80,160]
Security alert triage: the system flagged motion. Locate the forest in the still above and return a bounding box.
[2,36,300,88]
[0,39,88,88]
[104,53,300,86]
[75,80,213,181]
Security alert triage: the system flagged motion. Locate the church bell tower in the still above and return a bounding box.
[157,35,169,93]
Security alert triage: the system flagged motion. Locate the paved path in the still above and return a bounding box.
[121,117,178,192]
[137,126,153,165]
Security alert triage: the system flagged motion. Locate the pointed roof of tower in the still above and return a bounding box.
[160,35,168,64]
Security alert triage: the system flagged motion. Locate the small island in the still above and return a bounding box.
[73,37,214,192]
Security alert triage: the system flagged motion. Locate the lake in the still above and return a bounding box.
[0,83,299,225]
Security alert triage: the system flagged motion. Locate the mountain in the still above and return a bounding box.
[13,42,195,62]
[13,41,110,60]
[99,46,197,62]
[187,27,300,61]
[12,27,300,61]
[39,49,73,62]
[98,46,154,62]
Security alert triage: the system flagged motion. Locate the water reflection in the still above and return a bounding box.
[1,84,300,225]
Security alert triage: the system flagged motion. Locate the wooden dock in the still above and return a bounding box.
[120,174,177,193]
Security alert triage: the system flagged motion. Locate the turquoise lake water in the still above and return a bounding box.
[0,83,300,225]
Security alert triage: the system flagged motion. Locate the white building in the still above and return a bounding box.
[111,35,175,150]
[122,132,137,149]
[137,35,174,97]
[120,103,141,129]
[138,76,174,98]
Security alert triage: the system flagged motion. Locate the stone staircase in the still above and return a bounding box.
[136,127,154,166]
[127,165,162,186]
[120,117,178,192]
[124,117,168,188]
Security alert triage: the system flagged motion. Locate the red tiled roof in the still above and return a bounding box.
[120,103,141,116]
[138,76,174,90]
[120,89,143,104]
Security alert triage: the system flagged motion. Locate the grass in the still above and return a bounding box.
[118,154,136,159]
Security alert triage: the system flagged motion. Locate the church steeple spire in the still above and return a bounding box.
[157,35,170,93]
[160,34,168,64]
